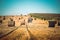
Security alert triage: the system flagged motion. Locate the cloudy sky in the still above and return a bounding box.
[0,0,60,15]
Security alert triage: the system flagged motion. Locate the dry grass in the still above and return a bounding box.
[0,16,60,40]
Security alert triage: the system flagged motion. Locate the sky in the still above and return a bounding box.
[0,0,60,15]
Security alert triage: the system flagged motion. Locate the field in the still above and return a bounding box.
[0,14,60,40]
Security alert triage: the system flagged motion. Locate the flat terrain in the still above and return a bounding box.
[0,15,60,40]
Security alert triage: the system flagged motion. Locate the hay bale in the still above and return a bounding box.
[58,21,60,26]
[48,20,57,27]
[8,19,15,27]
[0,20,2,24]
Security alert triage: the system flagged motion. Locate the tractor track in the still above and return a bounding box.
[0,26,20,39]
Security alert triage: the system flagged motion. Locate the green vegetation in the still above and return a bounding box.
[29,13,60,20]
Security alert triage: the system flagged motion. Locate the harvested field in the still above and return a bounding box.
[0,15,60,40]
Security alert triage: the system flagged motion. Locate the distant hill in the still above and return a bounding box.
[29,13,60,20]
